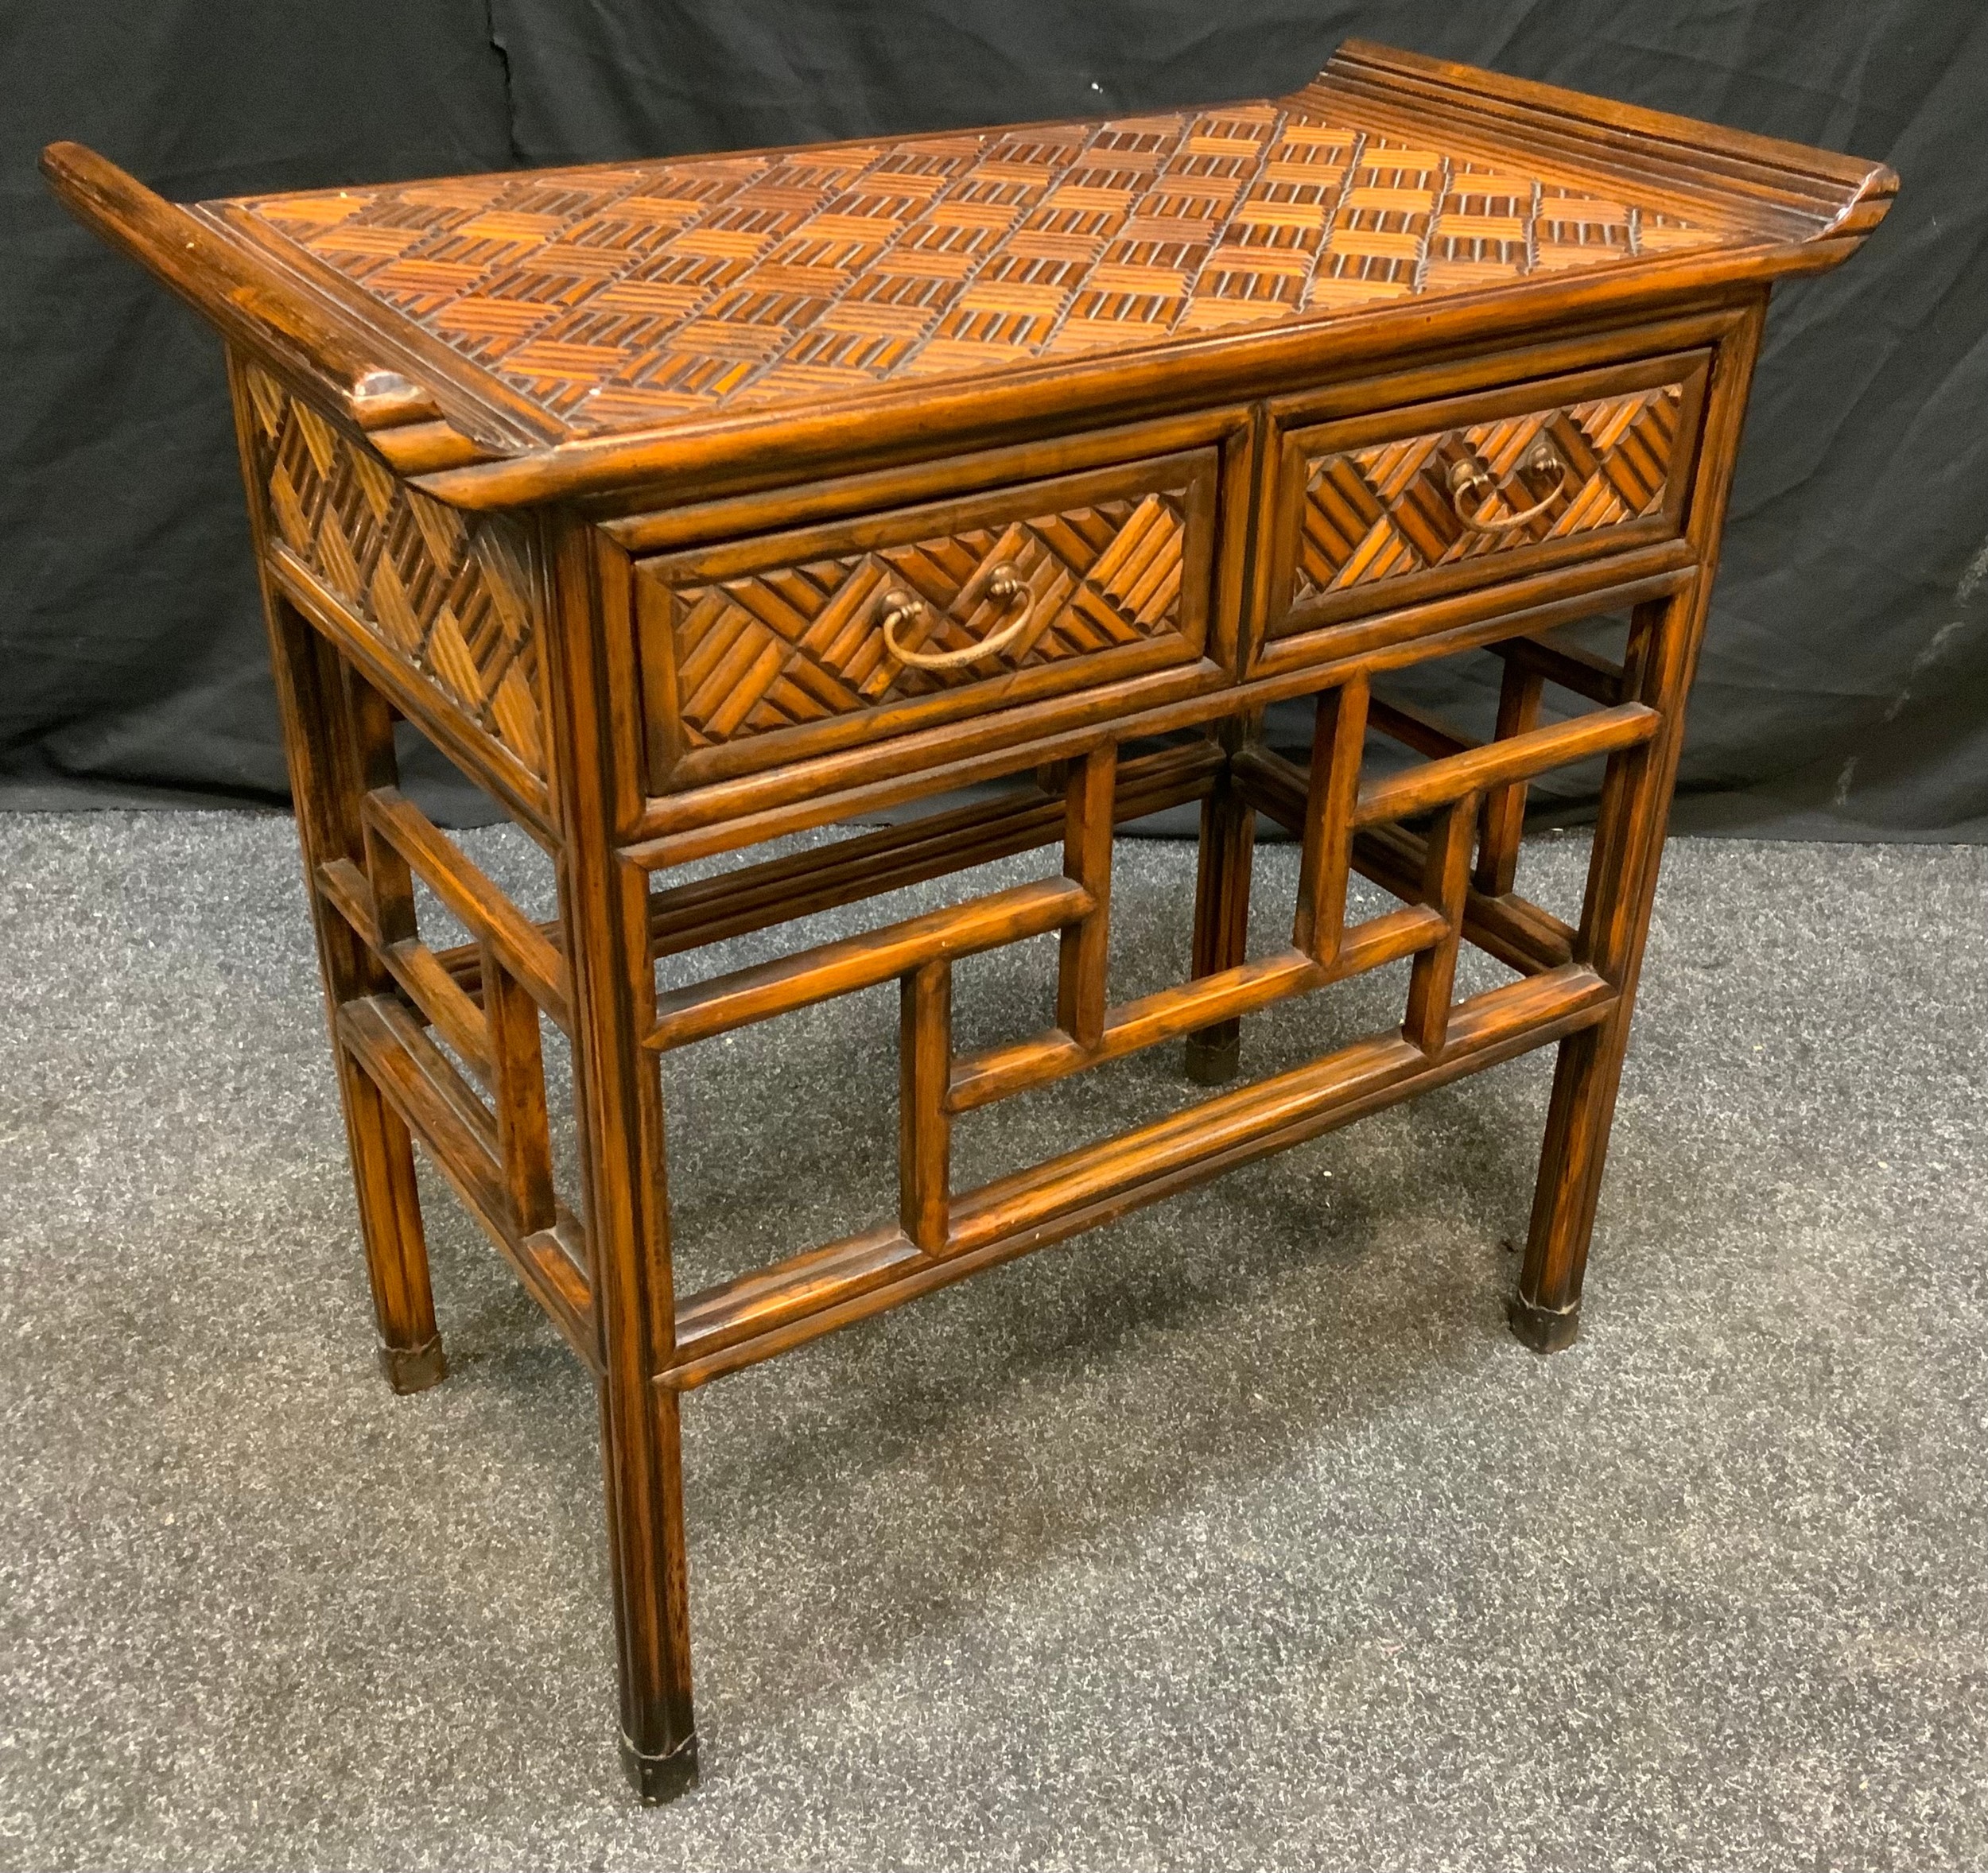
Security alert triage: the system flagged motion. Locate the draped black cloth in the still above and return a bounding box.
[6,0,1982,838]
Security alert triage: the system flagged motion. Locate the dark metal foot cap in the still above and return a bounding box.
[621,1732,699,1805]
[1508,1294,1580,1354]
[1183,1033,1241,1085]
[377,1335,447,1394]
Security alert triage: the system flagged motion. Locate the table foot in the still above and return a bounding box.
[1507,1294,1580,1354]
[376,1334,447,1394]
[621,1731,699,1805]
[1182,1032,1241,1085]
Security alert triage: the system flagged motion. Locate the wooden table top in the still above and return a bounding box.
[218,76,1731,439]
[45,41,1892,508]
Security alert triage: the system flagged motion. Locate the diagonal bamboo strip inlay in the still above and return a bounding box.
[1295,382,1683,601]
[665,488,1192,747]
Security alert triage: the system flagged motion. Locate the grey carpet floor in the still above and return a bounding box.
[2,812,1985,1871]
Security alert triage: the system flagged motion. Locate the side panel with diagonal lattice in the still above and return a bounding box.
[239,362,551,793]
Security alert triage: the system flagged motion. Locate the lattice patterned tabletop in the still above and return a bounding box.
[215,79,1740,440]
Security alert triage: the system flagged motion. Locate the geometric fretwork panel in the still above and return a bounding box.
[312,709,595,1365]
[241,362,549,778]
[644,613,1657,1386]
[671,491,1188,746]
[1295,382,1683,600]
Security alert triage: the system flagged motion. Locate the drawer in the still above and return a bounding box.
[635,450,1221,785]
[1261,351,1710,639]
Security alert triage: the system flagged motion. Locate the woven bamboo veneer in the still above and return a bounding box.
[220,95,1726,435]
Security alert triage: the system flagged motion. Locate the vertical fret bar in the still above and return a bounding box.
[484,944,557,1235]
[1473,660,1545,896]
[899,958,953,1253]
[347,671,418,948]
[1402,792,1477,1054]
[1056,743,1117,1051]
[1293,673,1370,964]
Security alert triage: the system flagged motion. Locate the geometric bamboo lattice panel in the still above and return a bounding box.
[1294,380,1687,603]
[239,363,549,778]
[650,474,1202,753]
[223,87,1724,438]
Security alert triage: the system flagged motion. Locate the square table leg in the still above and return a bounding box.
[546,521,701,1801]
[1512,297,1762,1350]
[1513,580,1719,1348]
[262,588,446,1393]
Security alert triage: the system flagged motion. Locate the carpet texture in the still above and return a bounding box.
[1,812,1983,1871]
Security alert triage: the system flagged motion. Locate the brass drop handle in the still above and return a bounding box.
[1447,443,1570,533]
[880,564,1032,671]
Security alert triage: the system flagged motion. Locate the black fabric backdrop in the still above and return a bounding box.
[6,1,1986,838]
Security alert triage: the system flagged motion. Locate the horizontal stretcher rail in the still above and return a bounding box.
[429,740,1223,999]
[662,961,1616,1387]
[645,876,1093,1052]
[1367,694,1476,762]
[317,857,496,1080]
[1353,701,1659,828]
[361,788,571,1030]
[1492,632,1626,706]
[1361,824,1574,975]
[645,739,1219,958]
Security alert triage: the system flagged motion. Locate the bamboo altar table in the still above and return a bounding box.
[45,40,1893,1800]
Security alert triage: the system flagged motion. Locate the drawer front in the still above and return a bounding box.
[636,451,1220,785]
[1264,351,1709,639]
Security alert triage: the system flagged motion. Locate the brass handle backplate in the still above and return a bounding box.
[1447,443,1571,534]
[881,563,1031,671]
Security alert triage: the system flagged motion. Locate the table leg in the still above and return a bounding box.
[547,522,699,1801]
[1512,584,1704,1351]
[1513,302,1763,1350]
[344,1076,445,1394]
[1512,1021,1624,1351]
[567,846,699,1803]
[600,1376,698,1803]
[265,595,445,1393]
